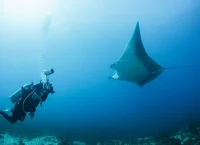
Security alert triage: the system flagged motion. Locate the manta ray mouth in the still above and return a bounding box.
[112,70,120,79]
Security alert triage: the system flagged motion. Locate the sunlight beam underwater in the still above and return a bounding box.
[109,22,194,87]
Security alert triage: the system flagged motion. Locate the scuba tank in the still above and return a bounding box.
[9,84,31,103]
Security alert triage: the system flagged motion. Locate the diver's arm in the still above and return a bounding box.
[29,107,36,113]
[41,92,49,102]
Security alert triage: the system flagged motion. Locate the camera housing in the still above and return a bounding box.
[43,69,54,76]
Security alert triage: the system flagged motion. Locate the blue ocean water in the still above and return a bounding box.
[0,0,200,143]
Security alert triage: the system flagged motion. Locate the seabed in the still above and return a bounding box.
[0,124,200,145]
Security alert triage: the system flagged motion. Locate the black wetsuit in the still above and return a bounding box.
[0,82,51,124]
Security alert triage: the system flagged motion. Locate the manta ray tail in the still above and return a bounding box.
[163,66,196,70]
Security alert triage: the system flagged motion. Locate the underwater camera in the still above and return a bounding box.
[43,68,55,94]
[43,69,54,76]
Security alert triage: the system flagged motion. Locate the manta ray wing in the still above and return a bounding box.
[110,22,163,86]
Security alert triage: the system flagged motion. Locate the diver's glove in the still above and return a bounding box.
[40,101,42,107]
[29,112,35,119]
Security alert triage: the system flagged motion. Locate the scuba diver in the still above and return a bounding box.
[0,69,55,124]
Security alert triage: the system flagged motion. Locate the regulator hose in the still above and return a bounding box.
[22,89,36,113]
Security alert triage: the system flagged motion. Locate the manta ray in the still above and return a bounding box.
[109,22,191,86]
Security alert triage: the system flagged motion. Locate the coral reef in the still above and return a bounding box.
[97,124,200,145]
[0,133,61,145]
[0,125,199,145]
